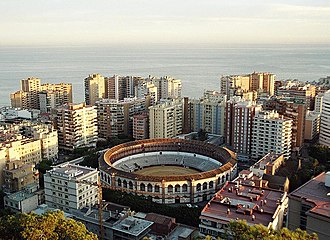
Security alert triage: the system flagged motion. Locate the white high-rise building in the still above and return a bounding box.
[149,76,182,100]
[319,90,330,147]
[149,98,183,138]
[84,74,105,105]
[56,103,98,151]
[315,93,324,113]
[251,111,292,160]
[44,163,99,213]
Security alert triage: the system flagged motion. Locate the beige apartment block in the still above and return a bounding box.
[22,123,58,161]
[1,136,42,164]
[304,111,320,142]
[220,72,275,99]
[84,73,105,105]
[40,83,73,103]
[149,98,183,138]
[56,103,98,151]
[3,160,39,193]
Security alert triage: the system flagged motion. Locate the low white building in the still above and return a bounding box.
[4,183,44,213]
[44,163,99,213]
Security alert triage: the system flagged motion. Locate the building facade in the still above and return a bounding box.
[44,163,99,213]
[304,111,320,142]
[133,112,149,140]
[188,93,227,136]
[220,72,275,99]
[149,99,183,138]
[319,90,330,146]
[3,160,39,193]
[251,111,292,160]
[96,97,148,139]
[225,98,262,160]
[56,103,98,151]
[84,74,106,105]
[199,181,288,238]
[288,172,330,240]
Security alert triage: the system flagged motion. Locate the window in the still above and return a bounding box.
[140,183,145,191]
[147,184,153,192]
[168,185,173,193]
[182,184,188,192]
[175,184,180,192]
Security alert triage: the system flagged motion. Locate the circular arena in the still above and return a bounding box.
[99,138,237,204]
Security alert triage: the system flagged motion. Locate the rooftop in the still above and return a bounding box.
[48,163,97,179]
[201,181,286,227]
[289,172,330,218]
[111,216,153,237]
[5,189,36,202]
[167,224,196,240]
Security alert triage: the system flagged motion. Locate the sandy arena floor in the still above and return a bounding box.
[134,165,200,176]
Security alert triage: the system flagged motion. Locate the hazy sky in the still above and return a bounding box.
[1,0,329,45]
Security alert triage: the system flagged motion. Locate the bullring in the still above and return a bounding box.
[99,138,237,204]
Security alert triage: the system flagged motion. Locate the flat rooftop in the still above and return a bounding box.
[201,181,286,227]
[49,163,97,179]
[111,216,153,237]
[289,172,330,218]
[6,190,35,202]
[167,225,195,240]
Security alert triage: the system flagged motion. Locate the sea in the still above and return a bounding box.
[0,44,329,107]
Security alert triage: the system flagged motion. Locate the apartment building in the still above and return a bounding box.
[10,90,30,109]
[251,111,292,160]
[314,93,324,113]
[288,172,330,240]
[277,84,316,110]
[133,112,149,140]
[319,90,330,147]
[96,97,148,139]
[220,72,275,99]
[11,79,73,112]
[0,136,42,164]
[263,97,306,151]
[56,103,98,151]
[40,83,73,103]
[21,123,58,161]
[147,75,182,100]
[188,99,226,136]
[3,160,39,193]
[105,75,138,100]
[225,97,262,160]
[4,183,44,213]
[84,73,106,105]
[44,163,99,213]
[304,111,320,142]
[149,99,183,138]
[199,181,288,238]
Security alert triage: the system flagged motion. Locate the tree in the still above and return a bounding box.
[224,220,318,240]
[0,211,97,240]
[197,129,208,141]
